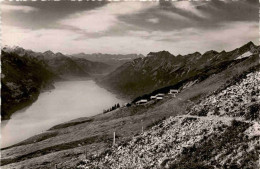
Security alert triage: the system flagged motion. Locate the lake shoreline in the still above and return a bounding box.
[2,76,96,121]
[1,79,56,121]
[1,80,124,148]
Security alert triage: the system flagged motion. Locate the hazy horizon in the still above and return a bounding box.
[3,40,257,57]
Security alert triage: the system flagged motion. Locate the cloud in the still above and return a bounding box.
[2,1,258,56]
[2,21,258,56]
[173,1,207,18]
[146,21,259,54]
[59,2,156,33]
[2,26,80,53]
[157,10,190,21]
[1,4,38,13]
[147,18,159,24]
[117,0,258,34]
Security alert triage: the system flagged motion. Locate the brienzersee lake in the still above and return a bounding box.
[1,80,125,148]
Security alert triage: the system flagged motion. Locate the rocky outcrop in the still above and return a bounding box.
[190,71,260,121]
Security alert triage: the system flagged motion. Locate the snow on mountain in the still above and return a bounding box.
[236,51,253,60]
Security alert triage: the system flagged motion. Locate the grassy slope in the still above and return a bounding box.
[1,55,259,168]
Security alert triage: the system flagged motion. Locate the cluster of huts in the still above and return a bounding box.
[135,89,179,105]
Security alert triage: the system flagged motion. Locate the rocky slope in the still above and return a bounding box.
[190,70,260,121]
[100,42,259,99]
[77,68,260,169]
[1,50,56,120]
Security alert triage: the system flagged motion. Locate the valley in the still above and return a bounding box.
[1,46,134,120]
[1,42,259,169]
[2,0,259,168]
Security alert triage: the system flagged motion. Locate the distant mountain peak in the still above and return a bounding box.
[158,50,172,55]
[2,45,23,50]
[203,50,219,56]
[244,41,255,47]
[186,51,201,57]
[147,50,173,57]
[193,51,201,55]
[43,50,55,56]
[2,46,12,52]
[13,46,23,49]
[78,52,86,55]
[55,52,65,57]
[2,46,28,56]
[239,41,256,51]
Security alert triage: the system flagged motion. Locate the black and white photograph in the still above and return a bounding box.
[1,0,260,168]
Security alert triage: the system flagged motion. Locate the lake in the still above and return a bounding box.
[1,80,125,148]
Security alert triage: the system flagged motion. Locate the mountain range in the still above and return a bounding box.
[1,47,119,120]
[70,53,144,70]
[1,43,260,169]
[1,41,259,168]
[2,42,259,120]
[100,41,260,100]
[2,47,114,78]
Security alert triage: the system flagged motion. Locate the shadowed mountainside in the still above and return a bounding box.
[3,47,114,78]
[100,42,259,99]
[1,50,56,120]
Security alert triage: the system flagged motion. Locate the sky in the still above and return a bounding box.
[1,0,259,55]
